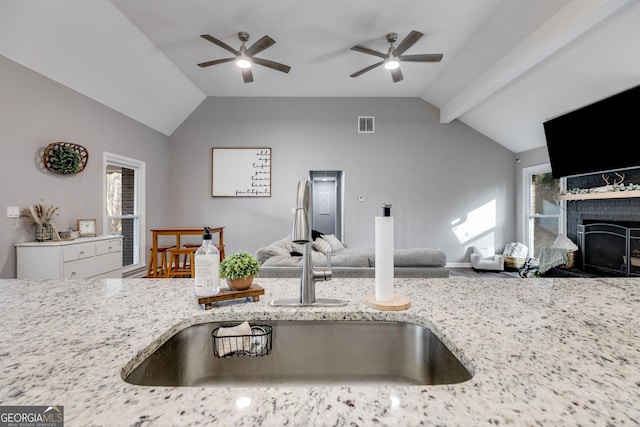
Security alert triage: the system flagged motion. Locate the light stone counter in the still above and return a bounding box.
[0,277,638,426]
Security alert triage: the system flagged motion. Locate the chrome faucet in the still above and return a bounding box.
[271,178,347,307]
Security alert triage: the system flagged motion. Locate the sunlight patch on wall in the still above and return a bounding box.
[451,200,496,245]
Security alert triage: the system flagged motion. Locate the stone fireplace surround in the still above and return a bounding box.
[565,167,640,276]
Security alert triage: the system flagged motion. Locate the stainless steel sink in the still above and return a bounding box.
[124,320,472,387]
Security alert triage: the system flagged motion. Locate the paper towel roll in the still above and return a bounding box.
[375,216,394,301]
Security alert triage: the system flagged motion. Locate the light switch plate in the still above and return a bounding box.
[7,206,19,218]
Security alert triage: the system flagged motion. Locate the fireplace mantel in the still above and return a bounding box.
[559,190,640,201]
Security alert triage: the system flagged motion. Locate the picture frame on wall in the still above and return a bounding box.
[211,147,271,197]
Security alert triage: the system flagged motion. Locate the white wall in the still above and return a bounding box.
[0,56,172,278]
[170,97,517,263]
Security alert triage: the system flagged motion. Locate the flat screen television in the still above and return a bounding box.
[543,84,640,179]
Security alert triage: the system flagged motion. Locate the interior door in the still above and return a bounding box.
[310,171,344,241]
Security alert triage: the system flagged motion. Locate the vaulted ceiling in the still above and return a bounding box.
[1,0,639,153]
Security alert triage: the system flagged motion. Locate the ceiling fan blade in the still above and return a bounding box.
[391,67,403,83]
[242,67,254,83]
[200,34,239,55]
[251,57,291,73]
[399,53,443,62]
[351,45,386,59]
[394,30,423,56]
[246,35,276,57]
[197,57,235,68]
[350,61,384,78]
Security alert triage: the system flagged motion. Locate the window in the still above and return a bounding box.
[104,153,145,273]
[524,164,564,258]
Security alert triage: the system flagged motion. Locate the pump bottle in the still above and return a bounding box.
[194,226,220,296]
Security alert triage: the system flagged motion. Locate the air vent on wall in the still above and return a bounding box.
[358,116,374,133]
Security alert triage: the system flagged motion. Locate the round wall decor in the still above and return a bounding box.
[43,142,88,175]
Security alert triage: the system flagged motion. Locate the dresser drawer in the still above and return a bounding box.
[96,238,122,255]
[16,236,123,279]
[62,242,96,262]
[63,252,122,279]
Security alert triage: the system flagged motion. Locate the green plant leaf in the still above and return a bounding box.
[219,251,260,280]
[50,146,81,174]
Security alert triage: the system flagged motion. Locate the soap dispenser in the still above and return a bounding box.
[194,226,220,297]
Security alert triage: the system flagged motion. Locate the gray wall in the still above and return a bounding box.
[0,56,172,278]
[1,56,521,277]
[170,97,517,263]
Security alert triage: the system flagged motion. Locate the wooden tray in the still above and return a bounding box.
[196,284,264,310]
[364,294,410,311]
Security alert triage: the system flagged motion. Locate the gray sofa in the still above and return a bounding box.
[255,236,449,278]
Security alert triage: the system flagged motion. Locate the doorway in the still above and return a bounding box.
[309,171,344,241]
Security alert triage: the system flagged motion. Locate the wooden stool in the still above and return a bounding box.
[165,247,197,278]
[182,243,200,270]
[146,245,174,278]
[184,243,225,261]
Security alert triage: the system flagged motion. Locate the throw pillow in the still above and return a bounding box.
[254,239,292,263]
[290,241,305,255]
[313,237,332,254]
[321,234,344,252]
[503,242,528,258]
[312,229,324,241]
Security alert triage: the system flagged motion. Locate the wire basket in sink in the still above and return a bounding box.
[212,324,272,358]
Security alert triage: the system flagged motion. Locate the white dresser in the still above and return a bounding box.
[16,235,123,279]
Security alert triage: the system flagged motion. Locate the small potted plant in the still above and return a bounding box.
[219,251,260,291]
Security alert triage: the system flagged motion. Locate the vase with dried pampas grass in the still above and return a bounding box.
[19,202,61,241]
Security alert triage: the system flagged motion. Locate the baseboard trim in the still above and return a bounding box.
[446,262,472,268]
[123,266,147,278]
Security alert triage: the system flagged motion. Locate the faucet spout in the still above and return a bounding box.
[271,178,346,308]
[292,178,311,243]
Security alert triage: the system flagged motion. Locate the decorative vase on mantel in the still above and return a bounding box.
[226,275,254,291]
[35,223,54,242]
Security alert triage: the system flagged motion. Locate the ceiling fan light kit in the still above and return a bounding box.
[384,58,400,70]
[236,57,251,69]
[350,30,443,82]
[198,31,291,83]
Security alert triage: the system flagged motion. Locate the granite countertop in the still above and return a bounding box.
[0,277,638,426]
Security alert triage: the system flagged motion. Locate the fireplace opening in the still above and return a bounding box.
[579,220,640,277]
